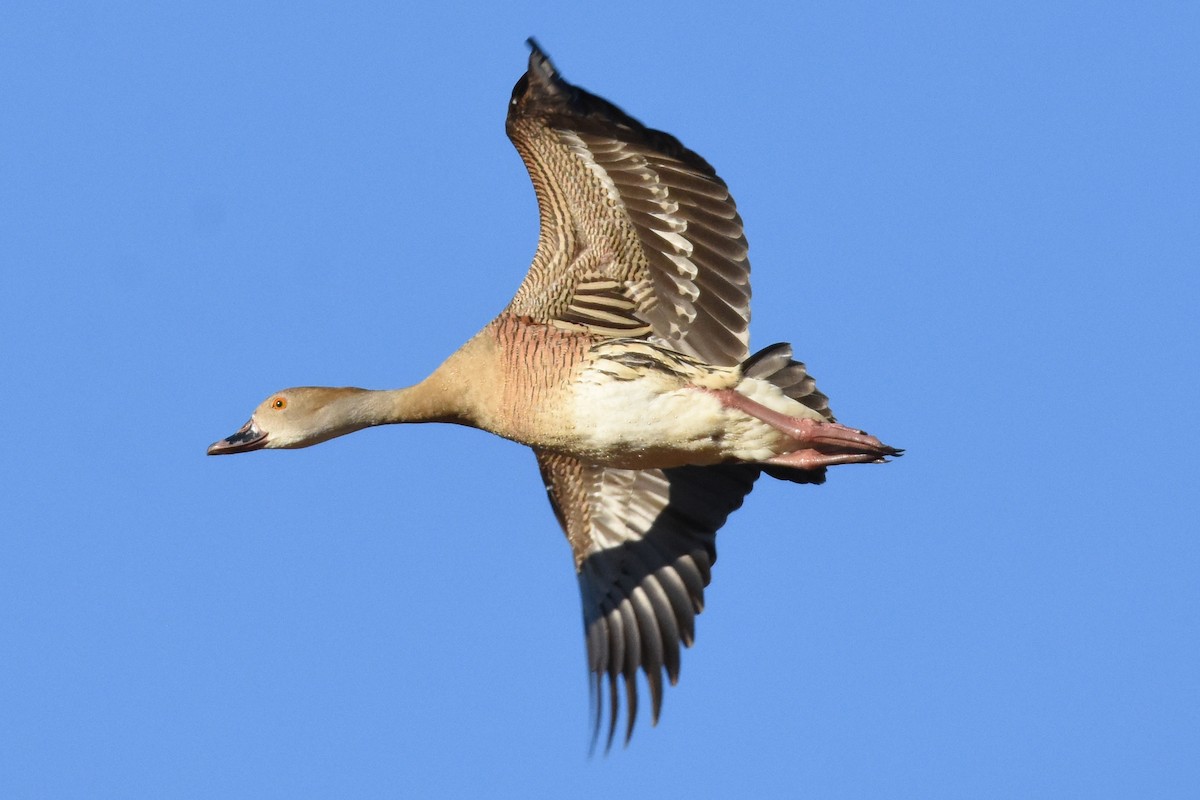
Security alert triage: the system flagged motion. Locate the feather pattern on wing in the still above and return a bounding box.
[536,451,760,750]
[504,40,750,366]
[511,40,771,749]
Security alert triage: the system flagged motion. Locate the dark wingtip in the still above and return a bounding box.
[587,671,602,757]
[512,37,566,112]
[524,37,555,80]
[623,674,638,747]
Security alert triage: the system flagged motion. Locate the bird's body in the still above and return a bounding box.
[209,40,900,748]
[566,339,818,468]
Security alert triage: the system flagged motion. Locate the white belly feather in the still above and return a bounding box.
[567,357,823,469]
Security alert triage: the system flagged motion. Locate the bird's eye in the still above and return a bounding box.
[272,397,287,410]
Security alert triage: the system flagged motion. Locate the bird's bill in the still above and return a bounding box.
[207,419,267,455]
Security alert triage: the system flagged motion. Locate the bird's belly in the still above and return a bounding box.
[563,379,780,469]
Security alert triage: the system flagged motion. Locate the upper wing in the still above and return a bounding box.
[505,39,750,367]
[536,450,761,750]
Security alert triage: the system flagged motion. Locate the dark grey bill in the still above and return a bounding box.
[207,419,267,455]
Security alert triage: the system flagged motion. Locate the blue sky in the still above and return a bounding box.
[2,2,1197,797]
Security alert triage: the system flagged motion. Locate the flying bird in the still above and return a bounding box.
[209,39,900,750]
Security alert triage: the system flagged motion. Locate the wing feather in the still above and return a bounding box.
[536,450,759,748]
[509,40,774,749]
[505,41,750,366]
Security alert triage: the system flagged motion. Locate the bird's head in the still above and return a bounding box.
[207,387,370,454]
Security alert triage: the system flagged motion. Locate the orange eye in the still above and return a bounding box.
[272,397,287,410]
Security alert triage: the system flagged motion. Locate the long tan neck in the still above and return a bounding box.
[368,377,466,426]
[345,332,496,429]
[320,382,465,434]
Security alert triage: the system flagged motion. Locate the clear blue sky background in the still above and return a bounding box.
[2,2,1197,797]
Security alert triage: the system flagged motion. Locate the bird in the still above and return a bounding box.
[208,39,900,750]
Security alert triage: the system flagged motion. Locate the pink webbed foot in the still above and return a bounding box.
[712,390,902,470]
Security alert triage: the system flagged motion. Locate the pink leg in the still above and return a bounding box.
[763,448,886,470]
[711,389,901,469]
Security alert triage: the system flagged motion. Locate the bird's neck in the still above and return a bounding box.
[336,377,467,429]
[318,328,497,439]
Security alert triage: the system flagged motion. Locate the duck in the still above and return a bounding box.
[208,39,900,750]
